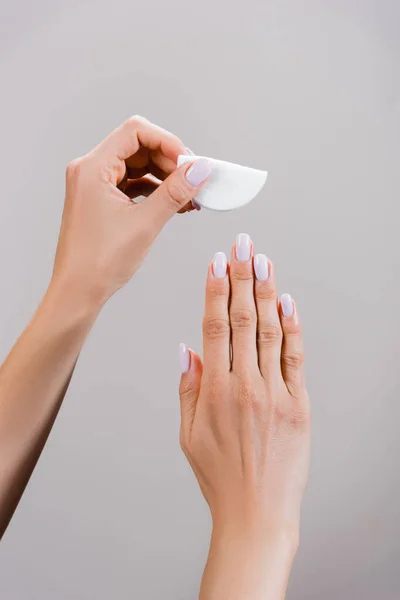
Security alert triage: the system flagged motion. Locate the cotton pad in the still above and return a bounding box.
[177,155,267,211]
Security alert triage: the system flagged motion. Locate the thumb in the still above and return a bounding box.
[142,158,212,228]
[179,343,202,445]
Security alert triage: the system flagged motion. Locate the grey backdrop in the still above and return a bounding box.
[1,0,399,598]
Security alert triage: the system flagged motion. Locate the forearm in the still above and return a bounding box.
[200,521,298,600]
[0,280,99,537]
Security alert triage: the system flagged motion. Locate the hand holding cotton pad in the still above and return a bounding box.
[178,155,267,211]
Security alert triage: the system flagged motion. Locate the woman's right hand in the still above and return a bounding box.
[179,234,311,600]
[52,115,211,309]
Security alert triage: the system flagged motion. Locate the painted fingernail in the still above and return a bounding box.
[213,252,227,278]
[179,343,190,373]
[254,254,269,281]
[236,233,251,262]
[281,294,294,317]
[192,199,202,211]
[185,158,212,187]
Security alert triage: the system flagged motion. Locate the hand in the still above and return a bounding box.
[0,116,211,537]
[52,115,211,307]
[179,233,311,599]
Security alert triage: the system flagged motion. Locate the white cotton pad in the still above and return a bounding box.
[177,155,268,211]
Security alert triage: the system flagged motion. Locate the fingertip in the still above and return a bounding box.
[253,253,270,284]
[191,199,202,211]
[280,293,294,318]
[179,345,203,376]
[231,233,253,263]
[279,295,301,333]
[185,158,213,188]
[179,343,191,374]
[211,252,228,279]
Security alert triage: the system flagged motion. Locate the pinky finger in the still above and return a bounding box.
[279,294,306,399]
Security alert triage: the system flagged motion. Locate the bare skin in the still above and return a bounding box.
[0,116,309,599]
[0,115,211,538]
[179,235,311,600]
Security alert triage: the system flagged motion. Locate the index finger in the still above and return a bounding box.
[93,115,187,181]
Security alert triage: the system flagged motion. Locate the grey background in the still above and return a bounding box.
[0,0,399,598]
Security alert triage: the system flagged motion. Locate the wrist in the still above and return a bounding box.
[210,518,299,559]
[39,277,102,335]
[210,501,300,556]
[46,275,103,322]
[201,520,298,600]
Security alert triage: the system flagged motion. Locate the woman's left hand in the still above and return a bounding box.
[179,234,311,600]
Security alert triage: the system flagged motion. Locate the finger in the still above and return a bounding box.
[124,145,150,170]
[149,151,178,176]
[123,176,196,213]
[94,115,188,184]
[279,294,306,398]
[179,344,203,442]
[178,200,201,214]
[253,255,284,386]
[125,150,177,182]
[177,202,197,214]
[140,158,212,228]
[229,233,258,374]
[202,253,230,374]
[123,176,159,200]
[126,161,168,182]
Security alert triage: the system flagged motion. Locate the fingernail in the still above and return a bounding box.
[281,294,294,317]
[186,147,195,156]
[185,158,212,187]
[192,199,202,211]
[254,254,269,281]
[236,233,251,262]
[213,252,227,278]
[179,343,190,373]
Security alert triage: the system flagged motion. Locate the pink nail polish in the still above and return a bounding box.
[254,254,269,281]
[192,199,202,211]
[236,233,251,262]
[179,343,190,373]
[213,252,227,278]
[281,294,294,317]
[186,158,212,187]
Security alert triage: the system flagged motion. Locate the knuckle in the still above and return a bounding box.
[230,267,253,282]
[286,403,311,427]
[257,322,282,346]
[283,351,305,370]
[207,278,228,298]
[204,375,227,407]
[203,316,230,340]
[165,177,192,209]
[179,380,195,401]
[238,381,258,410]
[284,321,302,336]
[230,308,256,330]
[66,158,84,181]
[126,114,148,129]
[256,283,277,301]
